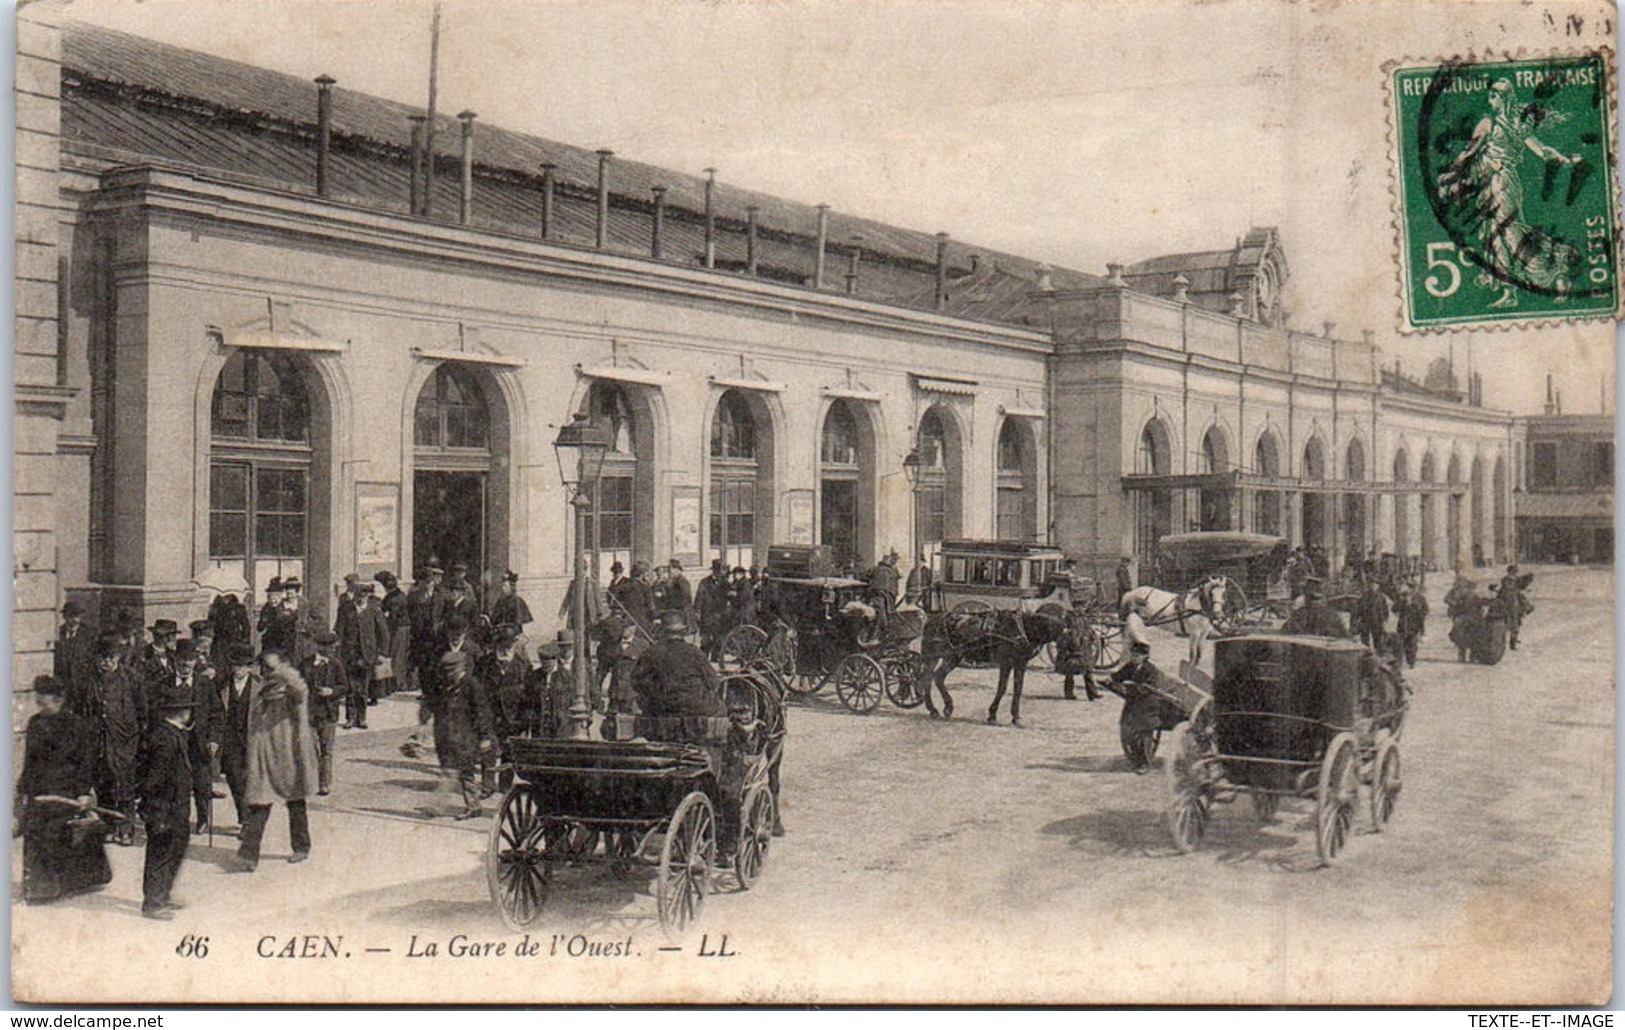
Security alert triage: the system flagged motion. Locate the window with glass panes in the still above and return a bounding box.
[209,351,311,593]
[585,472,635,552]
[995,420,1034,541]
[415,365,490,451]
[917,412,948,547]
[710,391,758,562]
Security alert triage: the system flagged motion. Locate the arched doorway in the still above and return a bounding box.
[1135,419,1173,564]
[1447,453,1464,569]
[819,399,876,572]
[579,380,652,579]
[413,363,510,580]
[1392,448,1411,557]
[996,418,1038,541]
[208,349,328,603]
[1301,437,1328,551]
[1470,454,1488,566]
[1254,430,1282,536]
[1419,451,1439,568]
[915,406,963,560]
[1344,437,1367,559]
[1198,425,1231,531]
[708,389,775,570]
[1493,454,1508,563]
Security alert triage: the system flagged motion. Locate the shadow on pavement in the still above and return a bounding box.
[1026,754,1135,774]
[1042,804,1305,867]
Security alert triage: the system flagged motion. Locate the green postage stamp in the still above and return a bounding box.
[1390,53,1620,330]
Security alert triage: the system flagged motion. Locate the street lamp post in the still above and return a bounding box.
[553,413,610,741]
[902,445,923,595]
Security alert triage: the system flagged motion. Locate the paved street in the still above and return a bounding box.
[13,566,1613,1005]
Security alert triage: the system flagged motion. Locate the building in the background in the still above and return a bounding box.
[1515,382,1614,564]
[12,16,1523,707]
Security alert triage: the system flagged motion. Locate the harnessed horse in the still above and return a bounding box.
[1118,576,1230,666]
[914,603,1072,726]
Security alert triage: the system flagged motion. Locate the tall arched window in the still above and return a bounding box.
[1301,437,1328,551]
[1419,451,1439,567]
[820,401,863,568]
[710,390,758,569]
[996,419,1037,541]
[1135,420,1173,563]
[209,350,312,596]
[916,409,950,551]
[583,381,638,572]
[1254,431,1282,536]
[1344,438,1367,558]
[1393,449,1411,558]
[1199,426,1230,530]
[414,364,490,452]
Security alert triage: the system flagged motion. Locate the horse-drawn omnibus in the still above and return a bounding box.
[930,539,1072,615]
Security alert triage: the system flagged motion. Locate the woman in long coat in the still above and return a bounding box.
[16,677,112,903]
[237,649,319,869]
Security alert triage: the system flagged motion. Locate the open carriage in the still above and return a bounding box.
[485,663,784,937]
[1162,634,1409,866]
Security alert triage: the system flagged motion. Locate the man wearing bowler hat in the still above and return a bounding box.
[140,686,198,918]
[85,633,143,845]
[135,619,181,722]
[300,631,343,796]
[53,601,95,710]
[217,643,259,828]
[171,639,223,836]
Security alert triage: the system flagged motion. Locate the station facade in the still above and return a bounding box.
[13,17,1519,701]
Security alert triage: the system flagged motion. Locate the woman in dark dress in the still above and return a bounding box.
[15,676,113,903]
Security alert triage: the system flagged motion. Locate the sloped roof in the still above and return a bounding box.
[60,21,1093,318]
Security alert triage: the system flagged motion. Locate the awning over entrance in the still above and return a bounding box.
[1120,470,1463,495]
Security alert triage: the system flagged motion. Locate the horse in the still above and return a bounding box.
[915,603,1072,726]
[1117,576,1230,666]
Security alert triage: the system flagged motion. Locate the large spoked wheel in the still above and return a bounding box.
[1370,740,1402,832]
[719,625,768,671]
[1093,625,1125,672]
[1163,722,1210,854]
[657,792,716,938]
[763,628,795,677]
[546,821,599,862]
[734,786,775,891]
[834,653,886,713]
[882,651,927,708]
[486,785,554,931]
[1211,578,1249,635]
[1315,733,1360,867]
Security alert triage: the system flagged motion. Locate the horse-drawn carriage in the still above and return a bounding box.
[485,660,785,937]
[722,574,926,714]
[930,540,1073,615]
[1162,633,1408,865]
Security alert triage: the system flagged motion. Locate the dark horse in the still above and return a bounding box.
[915,603,1072,726]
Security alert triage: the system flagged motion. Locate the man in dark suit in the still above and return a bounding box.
[53,601,96,710]
[300,631,344,795]
[1283,581,1349,638]
[135,619,180,723]
[334,577,389,730]
[217,643,259,827]
[171,639,222,836]
[140,690,197,919]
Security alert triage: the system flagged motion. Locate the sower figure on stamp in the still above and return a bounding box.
[16,676,112,905]
[300,631,343,797]
[236,647,319,871]
[140,688,197,919]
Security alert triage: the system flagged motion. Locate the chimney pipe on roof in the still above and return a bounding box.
[746,205,760,276]
[650,186,667,259]
[595,150,614,249]
[408,115,426,215]
[845,237,864,296]
[1171,273,1190,303]
[457,111,476,225]
[539,163,556,239]
[814,204,830,288]
[703,168,717,269]
[934,232,949,311]
[314,75,335,198]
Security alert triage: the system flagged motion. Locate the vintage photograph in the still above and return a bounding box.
[10,0,1618,1006]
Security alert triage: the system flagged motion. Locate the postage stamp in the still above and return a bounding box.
[1390,52,1620,330]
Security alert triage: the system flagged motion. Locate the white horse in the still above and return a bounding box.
[1119,577,1230,666]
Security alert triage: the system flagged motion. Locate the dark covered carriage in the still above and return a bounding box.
[1162,633,1408,865]
[486,657,784,937]
[1152,531,1290,630]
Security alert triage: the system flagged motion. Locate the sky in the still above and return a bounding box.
[58,0,1621,416]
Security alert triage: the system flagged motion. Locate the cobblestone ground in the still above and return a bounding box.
[12,566,1613,1005]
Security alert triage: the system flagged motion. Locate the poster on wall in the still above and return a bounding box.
[671,488,701,562]
[354,482,399,578]
[786,489,815,545]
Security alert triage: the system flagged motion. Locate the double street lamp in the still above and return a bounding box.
[552,412,611,741]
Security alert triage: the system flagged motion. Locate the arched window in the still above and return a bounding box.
[581,381,638,570]
[1198,426,1230,530]
[821,404,859,467]
[209,350,313,597]
[710,390,759,568]
[414,364,490,451]
[1344,438,1367,557]
[819,400,871,569]
[916,410,950,550]
[996,419,1037,541]
[1254,431,1282,536]
[1135,420,1173,562]
[1301,438,1328,551]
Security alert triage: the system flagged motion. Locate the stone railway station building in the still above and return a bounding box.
[13,14,1520,703]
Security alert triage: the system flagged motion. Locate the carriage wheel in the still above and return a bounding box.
[719,625,768,671]
[834,654,886,713]
[1163,722,1209,854]
[657,792,716,937]
[486,785,555,931]
[1213,578,1248,635]
[733,786,775,891]
[1251,791,1280,823]
[764,630,795,675]
[1093,625,1125,672]
[951,600,994,615]
[882,651,927,708]
[1315,734,1360,866]
[1370,741,1402,832]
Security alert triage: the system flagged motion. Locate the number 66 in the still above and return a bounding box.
[1424,241,1462,298]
